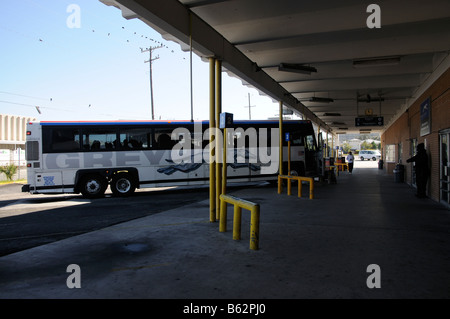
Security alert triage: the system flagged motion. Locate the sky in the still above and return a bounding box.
[0,0,284,122]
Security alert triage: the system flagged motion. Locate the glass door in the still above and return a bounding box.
[440,131,450,208]
[411,138,417,187]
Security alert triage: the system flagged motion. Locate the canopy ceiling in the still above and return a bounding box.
[101,0,450,135]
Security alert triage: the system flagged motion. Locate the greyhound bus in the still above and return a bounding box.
[22,120,322,198]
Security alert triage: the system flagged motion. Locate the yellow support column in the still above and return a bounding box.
[219,127,228,231]
[215,59,222,221]
[222,127,227,196]
[326,131,329,157]
[209,57,216,223]
[332,134,334,160]
[279,101,283,175]
[278,101,284,195]
[288,140,291,176]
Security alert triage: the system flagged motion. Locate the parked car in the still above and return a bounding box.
[359,150,381,161]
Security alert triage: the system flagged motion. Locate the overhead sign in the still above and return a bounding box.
[219,112,233,129]
[355,116,384,127]
[420,97,431,136]
[284,132,291,142]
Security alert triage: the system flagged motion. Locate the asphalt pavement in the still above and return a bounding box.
[0,183,209,256]
[1,161,449,301]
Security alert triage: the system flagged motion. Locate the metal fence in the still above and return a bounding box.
[0,149,26,182]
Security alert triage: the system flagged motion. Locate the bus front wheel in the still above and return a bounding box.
[111,173,136,197]
[80,175,107,198]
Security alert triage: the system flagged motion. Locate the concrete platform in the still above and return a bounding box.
[1,163,449,299]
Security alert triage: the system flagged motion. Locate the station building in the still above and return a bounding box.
[0,114,36,166]
[382,68,450,207]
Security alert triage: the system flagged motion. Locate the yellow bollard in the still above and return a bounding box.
[233,205,242,240]
[278,175,314,200]
[219,198,227,232]
[278,175,282,194]
[250,205,260,251]
[298,179,302,197]
[219,194,260,250]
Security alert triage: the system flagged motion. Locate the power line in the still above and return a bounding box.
[1,3,197,121]
[0,99,147,119]
[0,91,51,102]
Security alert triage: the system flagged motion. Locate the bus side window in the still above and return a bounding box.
[49,128,81,152]
[82,128,118,151]
[283,131,303,147]
[119,128,151,150]
[305,135,316,151]
[154,128,176,150]
[291,132,304,146]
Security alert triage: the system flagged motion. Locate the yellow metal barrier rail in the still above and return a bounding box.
[278,175,314,199]
[334,163,348,176]
[219,194,260,250]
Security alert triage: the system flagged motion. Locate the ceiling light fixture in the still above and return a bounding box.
[309,97,334,103]
[353,56,401,68]
[278,63,317,74]
[323,112,341,117]
[358,94,384,103]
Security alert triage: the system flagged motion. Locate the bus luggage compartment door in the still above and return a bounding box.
[34,171,64,193]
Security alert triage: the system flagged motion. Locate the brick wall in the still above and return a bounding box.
[381,67,450,203]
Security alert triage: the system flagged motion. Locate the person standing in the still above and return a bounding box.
[346,151,354,174]
[407,143,429,198]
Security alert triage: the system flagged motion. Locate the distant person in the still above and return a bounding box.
[407,143,428,198]
[346,151,354,174]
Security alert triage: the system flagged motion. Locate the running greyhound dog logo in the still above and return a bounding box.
[157,126,279,175]
[157,149,261,175]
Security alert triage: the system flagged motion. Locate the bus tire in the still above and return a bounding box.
[80,174,107,199]
[111,173,136,197]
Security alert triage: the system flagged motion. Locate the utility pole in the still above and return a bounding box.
[141,45,163,120]
[244,93,256,120]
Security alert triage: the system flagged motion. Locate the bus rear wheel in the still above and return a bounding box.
[111,173,136,197]
[80,175,107,198]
